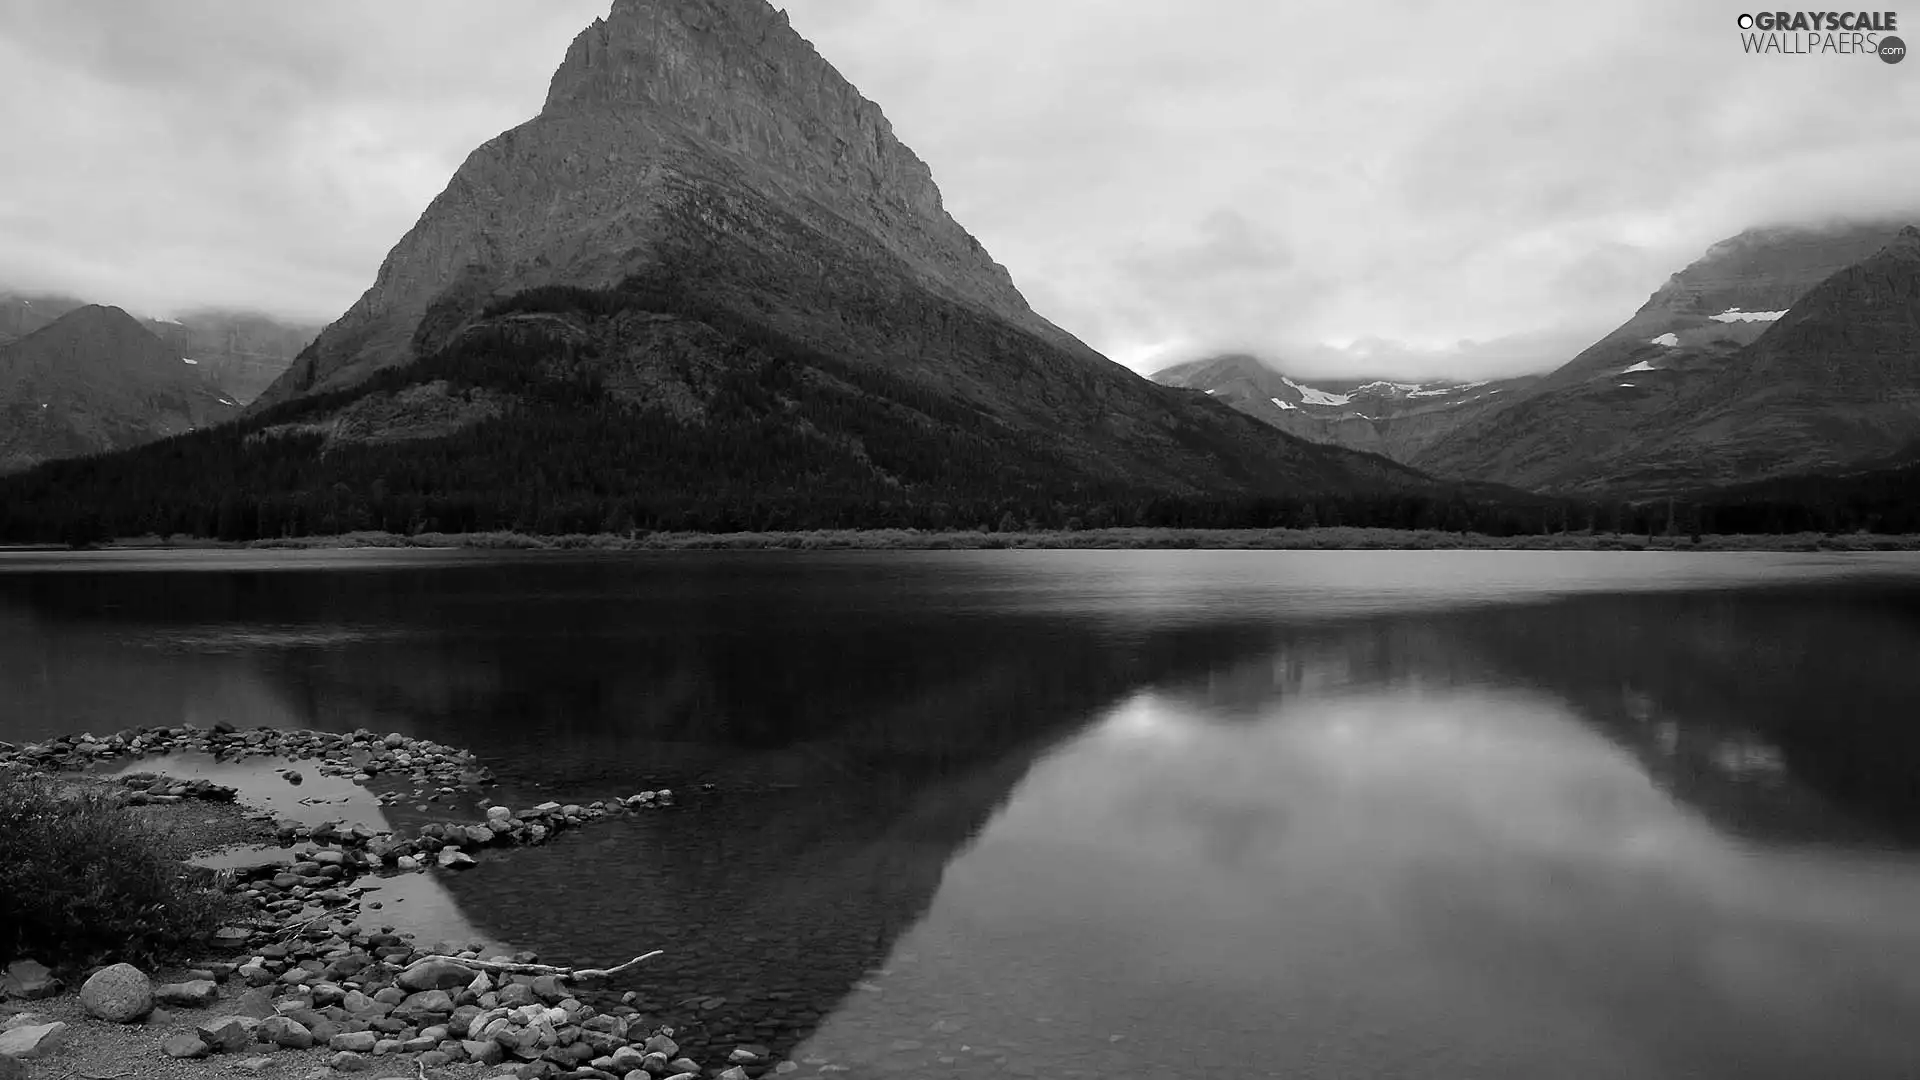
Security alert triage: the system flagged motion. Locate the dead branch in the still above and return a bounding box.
[407,950,663,981]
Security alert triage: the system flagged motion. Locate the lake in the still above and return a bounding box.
[4,548,1920,1078]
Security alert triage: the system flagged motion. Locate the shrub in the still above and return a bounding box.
[0,774,233,967]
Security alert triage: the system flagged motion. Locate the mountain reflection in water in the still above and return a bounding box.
[3,550,1920,1077]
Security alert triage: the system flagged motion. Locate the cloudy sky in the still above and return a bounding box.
[3,0,1917,378]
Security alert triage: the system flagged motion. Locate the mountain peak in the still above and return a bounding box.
[35,304,156,345]
[1887,224,1920,255]
[253,0,1067,408]
[541,0,945,219]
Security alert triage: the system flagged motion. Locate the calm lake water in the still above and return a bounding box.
[6,549,1920,1078]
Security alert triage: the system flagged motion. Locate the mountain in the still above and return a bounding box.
[1412,220,1917,493]
[1151,354,1539,464]
[254,0,1105,411]
[0,0,1461,544]
[226,0,1428,496]
[141,312,320,405]
[0,305,239,473]
[1596,226,1920,490]
[1,290,316,405]
[0,293,89,345]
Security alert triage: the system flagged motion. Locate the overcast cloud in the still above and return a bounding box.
[3,0,1917,378]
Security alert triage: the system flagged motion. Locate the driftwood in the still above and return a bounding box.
[409,950,663,981]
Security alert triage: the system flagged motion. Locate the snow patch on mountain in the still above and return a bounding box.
[182,357,199,365]
[1650,333,1679,347]
[1281,377,1351,407]
[1709,308,1787,323]
[1270,397,1298,411]
[1621,360,1659,374]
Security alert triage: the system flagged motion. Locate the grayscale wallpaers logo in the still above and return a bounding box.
[1736,10,1903,59]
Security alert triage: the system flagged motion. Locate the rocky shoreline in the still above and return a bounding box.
[0,724,767,1080]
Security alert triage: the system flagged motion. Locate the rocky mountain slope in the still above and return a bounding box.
[2,290,316,405]
[1151,353,1538,464]
[1412,220,1917,493]
[0,306,239,473]
[1595,226,1920,490]
[142,312,320,404]
[233,0,1427,502]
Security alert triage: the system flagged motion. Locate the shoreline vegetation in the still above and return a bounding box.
[4,526,1919,555]
[0,725,769,1080]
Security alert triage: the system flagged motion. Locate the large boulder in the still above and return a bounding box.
[79,963,153,1023]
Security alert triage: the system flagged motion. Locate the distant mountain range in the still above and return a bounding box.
[0,306,240,473]
[1155,219,1920,495]
[1152,356,1540,463]
[0,290,318,408]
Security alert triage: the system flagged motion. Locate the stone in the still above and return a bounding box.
[0,962,58,1001]
[396,989,455,1021]
[543,1041,594,1066]
[639,1051,669,1073]
[330,1050,371,1072]
[161,1032,212,1059]
[608,1046,647,1073]
[0,1021,66,1059]
[730,1045,770,1064]
[154,979,219,1007]
[235,986,277,1019]
[234,1055,276,1073]
[79,963,152,1022]
[331,1030,379,1053]
[715,1069,749,1080]
[643,1035,679,1058]
[196,1014,261,1052]
[667,1058,701,1076]
[438,849,477,870]
[398,959,475,992]
[260,1015,316,1049]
